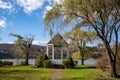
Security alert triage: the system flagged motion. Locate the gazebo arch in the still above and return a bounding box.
[46,33,69,61]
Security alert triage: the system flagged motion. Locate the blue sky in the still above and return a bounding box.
[0,0,112,47]
[0,0,59,45]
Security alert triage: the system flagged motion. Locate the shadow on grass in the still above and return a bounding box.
[64,77,85,80]
[73,65,96,69]
[116,75,120,78]
[0,77,26,80]
[0,70,38,75]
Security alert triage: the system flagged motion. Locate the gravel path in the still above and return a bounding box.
[49,69,63,80]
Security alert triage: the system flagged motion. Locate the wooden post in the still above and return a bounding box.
[61,45,63,60]
[46,45,48,56]
[52,44,54,60]
[67,46,69,59]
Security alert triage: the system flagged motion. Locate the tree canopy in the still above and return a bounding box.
[64,29,97,65]
[44,0,120,78]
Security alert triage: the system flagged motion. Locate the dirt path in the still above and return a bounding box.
[49,69,63,80]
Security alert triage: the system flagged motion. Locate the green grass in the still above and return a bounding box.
[62,65,120,80]
[0,66,53,80]
[1,65,120,80]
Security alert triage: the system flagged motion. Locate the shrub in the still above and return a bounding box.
[63,60,71,68]
[95,52,110,72]
[35,57,43,67]
[20,61,26,66]
[35,54,49,67]
[43,60,51,68]
[2,61,13,65]
[0,61,2,66]
[62,57,75,68]
[74,61,78,65]
[42,54,49,60]
[68,57,75,68]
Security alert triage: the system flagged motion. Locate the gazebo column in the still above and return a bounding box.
[61,45,63,60]
[52,44,54,60]
[67,46,69,59]
[46,45,48,56]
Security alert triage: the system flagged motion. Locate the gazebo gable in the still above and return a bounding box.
[47,33,68,46]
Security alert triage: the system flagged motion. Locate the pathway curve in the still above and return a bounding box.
[49,69,63,80]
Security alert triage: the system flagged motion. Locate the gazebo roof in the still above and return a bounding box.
[48,33,68,46]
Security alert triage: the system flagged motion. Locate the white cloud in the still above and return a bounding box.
[17,0,44,14]
[43,0,64,18]
[45,6,52,11]
[0,0,12,9]
[0,19,6,28]
[6,41,14,44]
[54,0,63,4]
[47,0,63,5]
[5,40,48,46]
[33,40,48,46]
[43,5,52,18]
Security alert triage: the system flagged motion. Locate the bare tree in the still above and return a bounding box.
[13,37,24,64]
[23,36,34,65]
[11,34,34,65]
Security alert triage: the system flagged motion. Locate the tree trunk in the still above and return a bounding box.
[110,60,117,78]
[81,49,84,65]
[25,52,29,65]
[81,58,84,65]
[104,42,117,78]
[78,47,84,65]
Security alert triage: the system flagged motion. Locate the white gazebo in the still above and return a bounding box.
[46,33,69,62]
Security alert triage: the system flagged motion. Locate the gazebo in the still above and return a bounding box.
[46,33,69,61]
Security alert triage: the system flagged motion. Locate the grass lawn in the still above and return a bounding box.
[0,66,53,80]
[62,65,120,80]
[1,65,120,80]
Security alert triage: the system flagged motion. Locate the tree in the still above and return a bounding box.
[72,47,98,60]
[116,43,120,74]
[11,34,34,65]
[23,36,34,65]
[64,30,97,65]
[44,0,120,78]
[72,51,81,60]
[13,36,24,64]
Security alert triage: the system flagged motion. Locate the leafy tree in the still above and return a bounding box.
[44,0,120,77]
[64,30,97,65]
[11,34,34,65]
[72,51,81,60]
[85,46,98,58]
